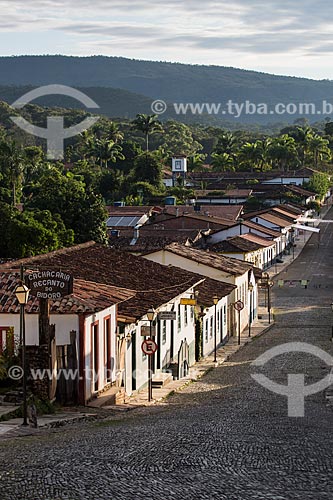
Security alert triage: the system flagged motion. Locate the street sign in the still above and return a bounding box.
[180,298,196,306]
[141,338,158,355]
[141,325,156,337]
[158,311,176,321]
[26,269,73,299]
[234,300,244,311]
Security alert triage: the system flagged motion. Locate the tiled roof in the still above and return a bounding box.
[105,206,158,216]
[0,243,204,321]
[210,234,274,253]
[249,212,292,228]
[0,273,134,314]
[162,205,243,221]
[242,220,281,238]
[109,230,200,253]
[193,190,251,199]
[145,213,233,230]
[270,207,297,221]
[278,204,303,215]
[240,233,276,248]
[164,243,252,276]
[194,279,236,307]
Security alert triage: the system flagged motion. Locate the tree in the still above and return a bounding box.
[307,172,331,198]
[161,121,203,158]
[324,121,333,137]
[134,152,163,187]
[238,141,265,172]
[211,153,235,172]
[266,135,299,171]
[213,132,238,155]
[80,135,124,169]
[308,134,331,167]
[0,140,25,206]
[280,126,313,166]
[26,167,108,244]
[0,203,74,258]
[132,114,163,152]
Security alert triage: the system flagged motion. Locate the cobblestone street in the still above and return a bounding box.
[1,211,333,500]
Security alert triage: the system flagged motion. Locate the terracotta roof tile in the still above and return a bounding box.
[0,243,204,320]
[0,273,134,314]
[164,243,253,276]
[194,279,236,307]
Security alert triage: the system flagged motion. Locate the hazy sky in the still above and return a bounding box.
[1,0,333,79]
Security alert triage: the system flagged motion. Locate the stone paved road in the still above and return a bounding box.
[1,211,333,500]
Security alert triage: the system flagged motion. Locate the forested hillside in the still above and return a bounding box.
[0,56,333,124]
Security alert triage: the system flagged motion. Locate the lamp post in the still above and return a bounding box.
[213,295,218,362]
[248,283,254,337]
[331,303,333,341]
[290,227,295,259]
[15,281,30,427]
[146,307,155,402]
[267,280,274,324]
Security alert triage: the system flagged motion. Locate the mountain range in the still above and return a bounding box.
[0,55,333,125]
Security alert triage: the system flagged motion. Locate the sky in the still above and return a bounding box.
[1,0,333,80]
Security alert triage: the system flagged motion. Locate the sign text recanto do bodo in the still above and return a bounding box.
[27,270,73,300]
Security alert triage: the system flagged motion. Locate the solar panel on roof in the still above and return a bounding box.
[106,216,141,227]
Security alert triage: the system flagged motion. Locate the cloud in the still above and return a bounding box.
[0,0,333,77]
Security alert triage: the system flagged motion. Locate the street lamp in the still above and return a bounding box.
[248,283,254,337]
[146,307,155,402]
[213,295,218,362]
[290,227,295,259]
[15,282,30,426]
[267,280,274,324]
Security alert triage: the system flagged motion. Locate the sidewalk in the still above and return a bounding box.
[120,304,273,407]
[0,409,99,440]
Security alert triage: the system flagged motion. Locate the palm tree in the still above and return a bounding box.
[105,122,124,143]
[211,152,235,172]
[288,126,313,166]
[93,138,125,169]
[308,134,331,167]
[266,135,299,171]
[238,142,264,172]
[132,114,163,152]
[214,132,237,155]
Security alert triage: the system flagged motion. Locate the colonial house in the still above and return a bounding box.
[0,243,209,402]
[144,243,257,335]
[209,234,276,270]
[0,272,133,405]
[244,211,294,255]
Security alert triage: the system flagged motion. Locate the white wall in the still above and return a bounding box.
[262,177,309,186]
[201,297,228,357]
[144,251,251,335]
[123,290,197,395]
[83,305,117,402]
[0,313,79,346]
[0,313,38,346]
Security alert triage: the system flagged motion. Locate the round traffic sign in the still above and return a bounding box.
[234,300,244,311]
[141,338,158,356]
